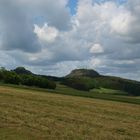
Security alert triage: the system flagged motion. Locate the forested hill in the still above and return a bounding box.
[0,67,56,89]
[63,69,140,96]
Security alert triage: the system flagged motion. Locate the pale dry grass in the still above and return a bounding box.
[0,86,140,140]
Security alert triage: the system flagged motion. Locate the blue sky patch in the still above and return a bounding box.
[67,0,78,15]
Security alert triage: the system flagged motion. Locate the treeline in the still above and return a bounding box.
[94,76,140,96]
[62,76,140,96]
[117,80,140,96]
[62,77,97,91]
[0,68,56,89]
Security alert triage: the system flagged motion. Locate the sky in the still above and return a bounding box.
[0,0,140,81]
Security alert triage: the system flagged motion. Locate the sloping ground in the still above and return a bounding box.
[0,86,140,140]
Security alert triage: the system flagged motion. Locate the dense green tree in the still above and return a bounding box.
[0,68,56,89]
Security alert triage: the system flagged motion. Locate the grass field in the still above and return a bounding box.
[0,85,140,140]
[1,83,140,105]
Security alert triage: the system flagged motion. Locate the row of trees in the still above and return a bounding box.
[0,68,56,89]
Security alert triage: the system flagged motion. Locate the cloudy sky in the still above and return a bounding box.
[0,0,140,80]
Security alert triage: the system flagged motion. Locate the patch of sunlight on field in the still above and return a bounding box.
[0,86,140,140]
[91,88,128,95]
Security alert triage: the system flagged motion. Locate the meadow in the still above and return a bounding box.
[0,85,140,140]
[1,83,140,105]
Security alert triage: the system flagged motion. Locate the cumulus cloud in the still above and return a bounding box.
[110,12,132,35]
[0,0,71,52]
[34,23,59,43]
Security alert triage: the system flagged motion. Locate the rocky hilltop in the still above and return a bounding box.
[66,69,100,78]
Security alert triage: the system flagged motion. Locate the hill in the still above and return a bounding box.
[62,69,140,96]
[12,67,33,75]
[66,69,100,78]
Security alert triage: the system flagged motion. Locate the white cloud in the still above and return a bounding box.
[90,43,104,54]
[34,23,59,43]
[110,12,132,35]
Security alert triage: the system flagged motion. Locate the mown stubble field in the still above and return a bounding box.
[0,86,140,140]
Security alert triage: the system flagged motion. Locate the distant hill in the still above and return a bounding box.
[13,67,63,82]
[12,67,33,75]
[62,69,140,96]
[66,69,100,78]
